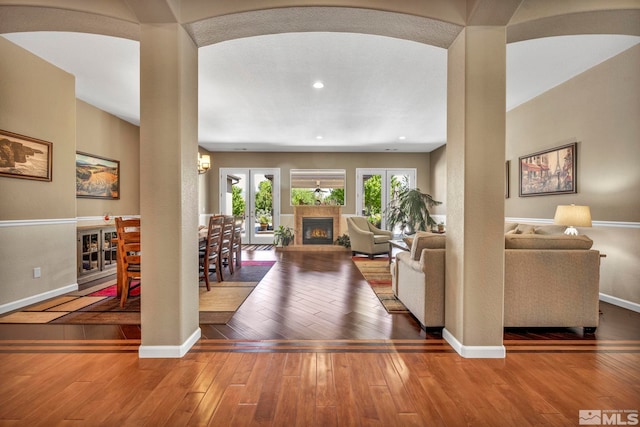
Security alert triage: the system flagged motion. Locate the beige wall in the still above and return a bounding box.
[506,44,640,306]
[0,37,77,308]
[205,151,431,216]
[0,38,142,312]
[429,145,447,215]
[0,38,76,221]
[76,100,140,222]
[430,44,640,306]
[506,45,640,222]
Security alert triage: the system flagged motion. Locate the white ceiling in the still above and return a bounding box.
[3,31,638,152]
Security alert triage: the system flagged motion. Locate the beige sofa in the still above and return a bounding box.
[391,225,601,332]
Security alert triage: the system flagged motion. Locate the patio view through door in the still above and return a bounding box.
[355,168,416,234]
[219,168,280,245]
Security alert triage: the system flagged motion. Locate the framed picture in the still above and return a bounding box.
[519,142,577,197]
[0,129,52,182]
[76,152,120,199]
[505,160,510,199]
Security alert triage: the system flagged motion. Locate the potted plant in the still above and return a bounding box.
[256,209,272,231]
[273,225,294,247]
[334,233,351,248]
[385,188,442,235]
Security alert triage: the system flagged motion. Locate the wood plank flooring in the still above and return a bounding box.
[4,248,636,342]
[0,340,638,425]
[1,248,639,425]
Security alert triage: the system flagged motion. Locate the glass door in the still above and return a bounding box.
[219,168,280,245]
[356,168,416,233]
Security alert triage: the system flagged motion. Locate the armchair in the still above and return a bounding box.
[346,216,393,259]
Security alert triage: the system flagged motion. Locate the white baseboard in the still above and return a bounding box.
[138,328,202,358]
[443,328,506,359]
[0,283,78,314]
[600,293,640,313]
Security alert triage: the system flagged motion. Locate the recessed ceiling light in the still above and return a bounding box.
[313,81,324,89]
[398,136,406,140]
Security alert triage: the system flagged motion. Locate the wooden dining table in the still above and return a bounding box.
[114,229,210,297]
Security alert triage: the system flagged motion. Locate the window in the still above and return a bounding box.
[290,169,346,206]
[356,168,416,231]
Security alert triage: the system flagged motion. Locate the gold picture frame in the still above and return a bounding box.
[76,152,120,199]
[0,129,52,182]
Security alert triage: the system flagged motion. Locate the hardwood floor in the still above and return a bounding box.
[1,248,639,425]
[1,248,638,342]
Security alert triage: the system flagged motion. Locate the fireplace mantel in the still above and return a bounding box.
[294,206,342,246]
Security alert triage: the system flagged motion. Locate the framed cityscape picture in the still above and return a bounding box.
[519,142,577,197]
[76,152,120,199]
[0,129,52,182]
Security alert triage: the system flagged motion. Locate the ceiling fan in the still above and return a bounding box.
[314,181,328,194]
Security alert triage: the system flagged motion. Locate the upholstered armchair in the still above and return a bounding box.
[346,217,393,259]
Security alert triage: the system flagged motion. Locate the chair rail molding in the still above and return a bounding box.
[0,218,77,227]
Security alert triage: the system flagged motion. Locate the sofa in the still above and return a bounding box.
[346,216,393,259]
[391,224,601,331]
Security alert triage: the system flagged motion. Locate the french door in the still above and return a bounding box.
[355,168,416,233]
[219,168,280,245]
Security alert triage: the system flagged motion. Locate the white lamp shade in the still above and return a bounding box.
[199,154,210,169]
[198,153,211,174]
[554,205,592,235]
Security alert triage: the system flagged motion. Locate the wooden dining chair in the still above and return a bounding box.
[115,217,141,308]
[219,215,235,278]
[199,215,223,290]
[231,216,243,269]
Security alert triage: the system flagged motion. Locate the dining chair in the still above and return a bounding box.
[199,215,223,290]
[231,216,243,269]
[114,217,141,307]
[220,215,235,278]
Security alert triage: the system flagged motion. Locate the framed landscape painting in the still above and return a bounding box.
[76,152,120,199]
[0,129,52,182]
[519,142,577,197]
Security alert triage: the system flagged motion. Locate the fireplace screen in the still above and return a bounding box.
[302,217,333,245]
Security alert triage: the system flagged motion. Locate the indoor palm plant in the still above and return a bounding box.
[385,188,442,235]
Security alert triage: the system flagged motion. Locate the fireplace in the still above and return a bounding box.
[302,217,333,245]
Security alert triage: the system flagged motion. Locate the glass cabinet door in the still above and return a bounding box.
[102,229,118,268]
[80,231,100,274]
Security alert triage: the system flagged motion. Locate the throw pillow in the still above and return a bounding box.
[514,224,535,234]
[534,225,567,235]
[504,222,518,234]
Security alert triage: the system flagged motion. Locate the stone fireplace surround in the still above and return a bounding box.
[292,205,343,249]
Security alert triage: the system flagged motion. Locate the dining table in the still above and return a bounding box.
[114,228,210,298]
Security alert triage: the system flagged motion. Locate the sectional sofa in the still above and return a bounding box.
[391,224,601,332]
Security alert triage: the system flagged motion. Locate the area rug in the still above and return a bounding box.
[352,256,409,314]
[0,261,275,325]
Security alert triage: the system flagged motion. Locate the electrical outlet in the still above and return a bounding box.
[33,267,41,278]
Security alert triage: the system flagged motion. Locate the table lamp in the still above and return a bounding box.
[553,204,592,235]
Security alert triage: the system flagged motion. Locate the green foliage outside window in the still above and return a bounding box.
[231,185,245,217]
[364,175,382,216]
[291,188,316,205]
[325,188,344,205]
[255,179,273,213]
